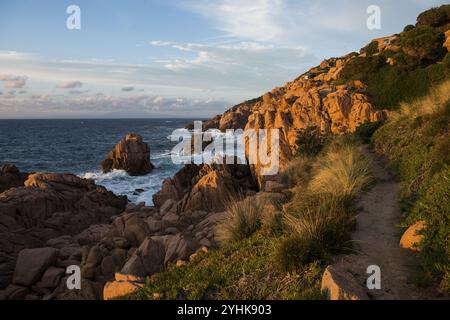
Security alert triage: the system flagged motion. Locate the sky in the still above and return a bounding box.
[0,0,448,119]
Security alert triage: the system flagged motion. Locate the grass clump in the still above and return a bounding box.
[309,140,373,199]
[216,197,263,243]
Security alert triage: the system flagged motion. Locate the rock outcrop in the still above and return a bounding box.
[101,133,154,176]
[0,164,28,193]
[0,173,127,291]
[153,159,257,213]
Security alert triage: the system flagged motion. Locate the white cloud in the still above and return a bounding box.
[57,80,83,89]
[188,0,284,41]
[0,74,28,88]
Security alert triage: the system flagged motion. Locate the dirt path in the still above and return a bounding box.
[333,146,426,300]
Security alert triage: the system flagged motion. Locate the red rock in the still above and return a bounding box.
[101,133,154,176]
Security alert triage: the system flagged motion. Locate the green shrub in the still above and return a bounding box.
[354,121,384,143]
[400,25,446,62]
[339,55,386,82]
[404,25,415,32]
[361,41,379,55]
[366,62,448,110]
[416,5,450,27]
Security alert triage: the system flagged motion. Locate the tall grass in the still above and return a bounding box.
[277,139,371,271]
[394,79,450,119]
[280,155,313,187]
[309,140,373,198]
[216,197,263,243]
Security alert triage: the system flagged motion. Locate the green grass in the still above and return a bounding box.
[124,232,324,300]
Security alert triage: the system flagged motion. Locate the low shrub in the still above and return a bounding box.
[416,5,450,27]
[400,25,446,62]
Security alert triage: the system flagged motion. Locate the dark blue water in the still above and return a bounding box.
[0,119,193,204]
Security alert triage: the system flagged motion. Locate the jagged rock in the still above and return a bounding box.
[0,173,126,291]
[321,266,369,300]
[400,220,426,252]
[101,133,154,176]
[13,248,59,286]
[75,224,111,246]
[154,161,256,214]
[120,237,165,277]
[0,164,28,193]
[108,213,151,247]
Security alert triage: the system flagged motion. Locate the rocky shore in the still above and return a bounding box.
[0,49,392,300]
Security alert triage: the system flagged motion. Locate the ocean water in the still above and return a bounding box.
[0,119,194,205]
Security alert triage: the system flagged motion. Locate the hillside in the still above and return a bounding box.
[123,5,449,300]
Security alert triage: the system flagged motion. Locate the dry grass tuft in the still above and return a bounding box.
[216,197,263,243]
[280,155,313,187]
[394,80,450,119]
[309,141,372,199]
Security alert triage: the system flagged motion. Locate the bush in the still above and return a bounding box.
[354,121,384,143]
[360,41,379,55]
[294,127,328,157]
[309,141,373,199]
[217,197,263,242]
[417,5,450,27]
[400,25,446,62]
[366,62,448,110]
[404,25,415,32]
[339,55,386,82]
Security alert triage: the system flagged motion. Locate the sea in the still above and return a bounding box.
[0,119,195,205]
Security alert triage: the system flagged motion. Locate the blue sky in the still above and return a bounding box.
[0,0,448,118]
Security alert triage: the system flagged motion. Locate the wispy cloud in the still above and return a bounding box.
[0,92,229,118]
[57,80,83,89]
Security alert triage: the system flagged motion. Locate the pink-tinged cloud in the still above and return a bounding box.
[57,80,83,89]
[0,74,28,88]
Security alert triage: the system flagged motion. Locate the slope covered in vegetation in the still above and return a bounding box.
[372,80,450,291]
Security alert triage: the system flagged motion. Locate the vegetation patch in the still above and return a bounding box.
[372,80,450,291]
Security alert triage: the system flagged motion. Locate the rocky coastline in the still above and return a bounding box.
[0,48,402,300]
